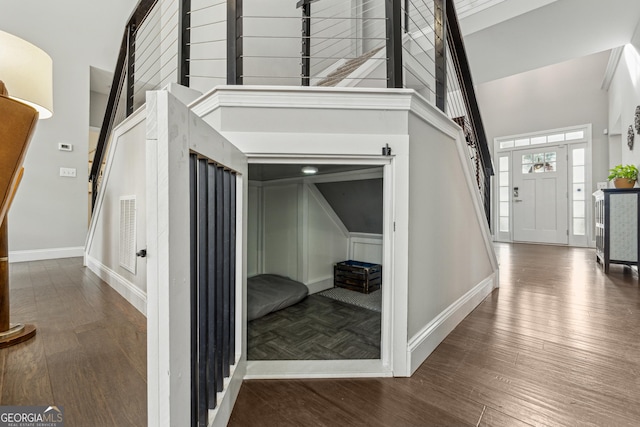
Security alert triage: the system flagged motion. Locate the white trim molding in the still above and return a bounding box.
[85,254,147,315]
[602,46,625,91]
[9,246,85,263]
[245,359,393,380]
[406,273,497,375]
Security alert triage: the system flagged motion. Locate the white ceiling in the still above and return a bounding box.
[459,0,640,84]
[456,0,510,20]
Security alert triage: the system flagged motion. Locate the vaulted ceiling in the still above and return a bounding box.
[458,0,640,84]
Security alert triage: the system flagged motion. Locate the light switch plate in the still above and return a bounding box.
[60,167,76,178]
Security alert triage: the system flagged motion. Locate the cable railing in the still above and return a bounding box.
[308,0,387,85]
[187,0,227,92]
[90,0,180,209]
[92,0,493,225]
[398,0,493,224]
[444,0,494,223]
[186,0,390,87]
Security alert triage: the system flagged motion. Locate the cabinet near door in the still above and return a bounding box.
[594,188,640,274]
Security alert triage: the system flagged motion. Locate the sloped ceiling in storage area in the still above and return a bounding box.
[315,179,383,234]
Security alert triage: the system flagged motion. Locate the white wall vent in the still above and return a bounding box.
[119,196,137,274]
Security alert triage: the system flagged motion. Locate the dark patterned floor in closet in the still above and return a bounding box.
[247,294,381,360]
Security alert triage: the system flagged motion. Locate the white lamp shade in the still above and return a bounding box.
[0,30,53,119]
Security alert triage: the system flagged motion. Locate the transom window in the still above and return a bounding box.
[499,129,585,149]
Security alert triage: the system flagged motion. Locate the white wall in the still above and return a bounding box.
[0,0,136,256]
[263,184,300,278]
[90,90,109,128]
[406,117,494,338]
[608,43,640,166]
[476,50,610,198]
[247,183,262,277]
[305,184,350,288]
[252,180,350,292]
[86,110,148,314]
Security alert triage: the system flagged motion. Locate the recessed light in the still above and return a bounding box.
[301,166,318,175]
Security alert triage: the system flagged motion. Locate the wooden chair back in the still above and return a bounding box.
[0,82,38,225]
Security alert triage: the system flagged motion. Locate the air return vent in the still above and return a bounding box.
[119,196,137,274]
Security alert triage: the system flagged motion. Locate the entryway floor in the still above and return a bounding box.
[232,243,640,426]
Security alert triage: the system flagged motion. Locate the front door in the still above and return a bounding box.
[512,145,568,244]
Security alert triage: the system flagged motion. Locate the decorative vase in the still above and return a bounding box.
[613,178,637,188]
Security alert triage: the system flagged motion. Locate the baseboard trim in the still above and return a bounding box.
[9,246,85,263]
[85,255,147,315]
[245,359,392,379]
[306,277,333,294]
[406,273,497,375]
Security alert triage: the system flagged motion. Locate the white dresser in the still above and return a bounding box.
[593,189,640,272]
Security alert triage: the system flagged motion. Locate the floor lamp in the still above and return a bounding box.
[0,30,53,347]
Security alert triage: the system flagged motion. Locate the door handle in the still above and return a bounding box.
[514,199,523,203]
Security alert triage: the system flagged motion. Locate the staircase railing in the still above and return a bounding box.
[444,0,494,225]
[89,0,179,209]
[92,1,493,223]
[400,0,493,225]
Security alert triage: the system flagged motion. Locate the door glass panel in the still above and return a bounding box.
[571,147,587,239]
[522,165,533,174]
[522,154,533,163]
[545,152,557,162]
[500,202,509,216]
[499,156,509,170]
[533,153,544,163]
[499,217,509,232]
[500,187,509,200]
[500,171,509,185]
[573,201,585,218]
[545,162,556,172]
[533,163,545,173]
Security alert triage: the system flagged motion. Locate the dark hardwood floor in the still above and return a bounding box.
[248,294,380,360]
[230,243,640,426]
[2,258,146,426]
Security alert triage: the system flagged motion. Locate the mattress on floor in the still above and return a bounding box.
[247,274,308,321]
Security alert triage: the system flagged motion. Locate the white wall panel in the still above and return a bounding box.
[306,185,349,285]
[406,115,494,338]
[247,183,261,277]
[263,184,299,279]
[87,110,148,301]
[349,234,383,264]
